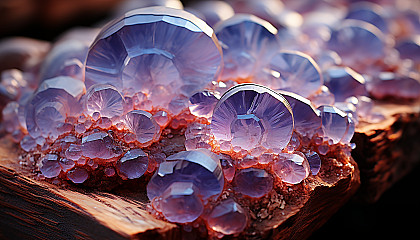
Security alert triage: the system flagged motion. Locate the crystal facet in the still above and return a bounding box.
[85,7,223,103]
[273,153,310,184]
[40,154,61,178]
[85,84,125,118]
[210,84,294,151]
[147,149,224,201]
[233,167,273,198]
[124,110,161,146]
[160,182,203,223]
[81,131,122,160]
[206,199,248,235]
[323,66,367,102]
[117,149,149,179]
[318,105,349,144]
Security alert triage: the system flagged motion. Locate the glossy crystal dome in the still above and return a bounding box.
[85,7,223,101]
[214,14,280,81]
[210,84,294,151]
[278,90,321,136]
[147,149,224,201]
[323,66,367,102]
[206,199,248,235]
[85,84,126,118]
[124,110,161,146]
[318,105,350,144]
[273,153,310,184]
[264,50,323,97]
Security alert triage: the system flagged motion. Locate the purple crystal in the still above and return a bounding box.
[160,182,203,223]
[117,149,149,179]
[85,84,125,118]
[367,72,420,100]
[341,116,355,144]
[219,154,235,182]
[264,50,323,97]
[147,149,224,201]
[308,85,335,107]
[210,84,294,151]
[323,66,367,102]
[345,3,388,33]
[188,91,218,118]
[124,110,161,146]
[328,20,385,66]
[278,90,321,136]
[153,110,170,127]
[395,36,420,63]
[214,14,280,81]
[318,105,349,144]
[272,153,310,184]
[304,151,321,175]
[20,135,37,152]
[85,7,222,100]
[81,131,121,160]
[25,77,84,139]
[67,167,89,184]
[65,144,82,161]
[59,158,75,172]
[233,168,273,198]
[188,1,234,27]
[39,40,89,81]
[40,154,61,178]
[206,199,248,235]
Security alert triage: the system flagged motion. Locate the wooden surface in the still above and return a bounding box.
[353,100,420,203]
[0,137,360,239]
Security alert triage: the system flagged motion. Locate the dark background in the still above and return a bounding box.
[0,0,419,239]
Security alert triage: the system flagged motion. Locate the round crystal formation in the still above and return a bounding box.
[273,153,310,184]
[206,199,248,235]
[318,105,351,144]
[85,7,223,105]
[147,149,224,201]
[234,168,273,198]
[116,149,149,179]
[210,84,294,151]
[85,84,126,118]
[264,50,323,97]
[214,14,279,81]
[124,110,161,146]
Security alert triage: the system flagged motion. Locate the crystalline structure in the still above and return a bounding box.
[264,50,323,97]
[318,105,349,144]
[124,110,161,146]
[367,72,420,100]
[219,154,235,182]
[160,182,203,223]
[39,40,89,81]
[323,66,367,102]
[65,144,82,161]
[272,152,310,184]
[116,149,149,179]
[214,14,280,81]
[67,167,89,183]
[206,199,248,235]
[81,131,122,161]
[304,151,321,175]
[278,90,321,136]
[341,116,355,144]
[85,7,222,105]
[147,149,224,201]
[25,77,84,139]
[59,158,75,172]
[40,154,61,178]
[395,36,420,63]
[211,84,294,151]
[345,3,388,33]
[327,20,385,67]
[234,167,273,198]
[187,1,235,27]
[85,84,125,118]
[188,91,219,118]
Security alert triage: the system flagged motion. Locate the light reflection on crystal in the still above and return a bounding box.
[206,199,248,235]
[273,152,310,184]
[234,167,273,198]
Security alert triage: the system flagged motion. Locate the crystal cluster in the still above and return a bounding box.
[1,0,420,237]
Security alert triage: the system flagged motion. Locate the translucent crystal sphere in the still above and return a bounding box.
[85,7,223,101]
[323,66,367,102]
[233,168,273,198]
[327,20,385,66]
[160,182,203,223]
[116,149,149,179]
[188,91,218,118]
[40,154,61,178]
[25,77,84,139]
[273,153,310,184]
[210,84,294,151]
[147,149,224,201]
[264,50,323,97]
[85,84,126,118]
[318,105,350,144]
[278,90,321,136]
[81,131,122,161]
[124,110,161,146]
[206,199,248,235]
[214,14,280,81]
